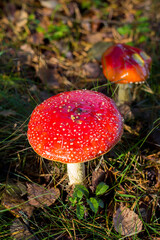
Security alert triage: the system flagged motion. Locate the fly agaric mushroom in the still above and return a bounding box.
[101,43,152,105]
[27,90,123,185]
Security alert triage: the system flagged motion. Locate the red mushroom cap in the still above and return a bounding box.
[27,90,123,163]
[101,43,152,84]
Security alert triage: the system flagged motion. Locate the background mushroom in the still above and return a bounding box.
[27,90,123,185]
[101,43,152,105]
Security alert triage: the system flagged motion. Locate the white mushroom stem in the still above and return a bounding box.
[67,163,85,185]
[117,83,132,105]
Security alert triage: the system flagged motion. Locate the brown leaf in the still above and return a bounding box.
[86,32,106,44]
[88,41,112,61]
[91,169,105,192]
[113,205,143,236]
[118,104,134,121]
[82,62,101,78]
[155,170,160,189]
[81,8,101,33]
[40,0,59,9]
[139,195,153,223]
[1,193,34,218]
[6,181,27,197]
[28,32,44,45]
[19,44,35,65]
[36,66,60,89]
[20,44,35,56]
[10,219,36,240]
[14,10,28,29]
[27,183,60,207]
[19,45,61,89]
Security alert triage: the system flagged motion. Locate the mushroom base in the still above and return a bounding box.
[117,83,132,105]
[67,163,85,185]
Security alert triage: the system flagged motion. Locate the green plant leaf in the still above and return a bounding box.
[138,35,148,43]
[97,198,104,208]
[68,196,77,206]
[87,197,99,213]
[36,25,45,33]
[138,16,149,22]
[45,24,70,40]
[117,24,132,35]
[75,185,89,199]
[0,51,5,56]
[95,182,109,196]
[73,189,83,200]
[28,13,35,21]
[76,204,85,220]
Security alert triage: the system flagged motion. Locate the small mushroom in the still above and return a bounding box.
[101,43,152,105]
[27,90,123,185]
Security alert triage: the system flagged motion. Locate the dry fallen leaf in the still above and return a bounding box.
[118,104,134,121]
[82,62,101,78]
[19,44,62,89]
[88,41,112,61]
[14,10,28,29]
[27,183,60,207]
[139,194,153,223]
[20,43,35,55]
[40,0,59,9]
[5,181,27,197]
[36,66,60,89]
[86,32,106,44]
[91,169,105,192]
[18,43,35,65]
[113,205,143,236]
[10,219,36,240]
[1,192,34,218]
[29,32,44,45]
